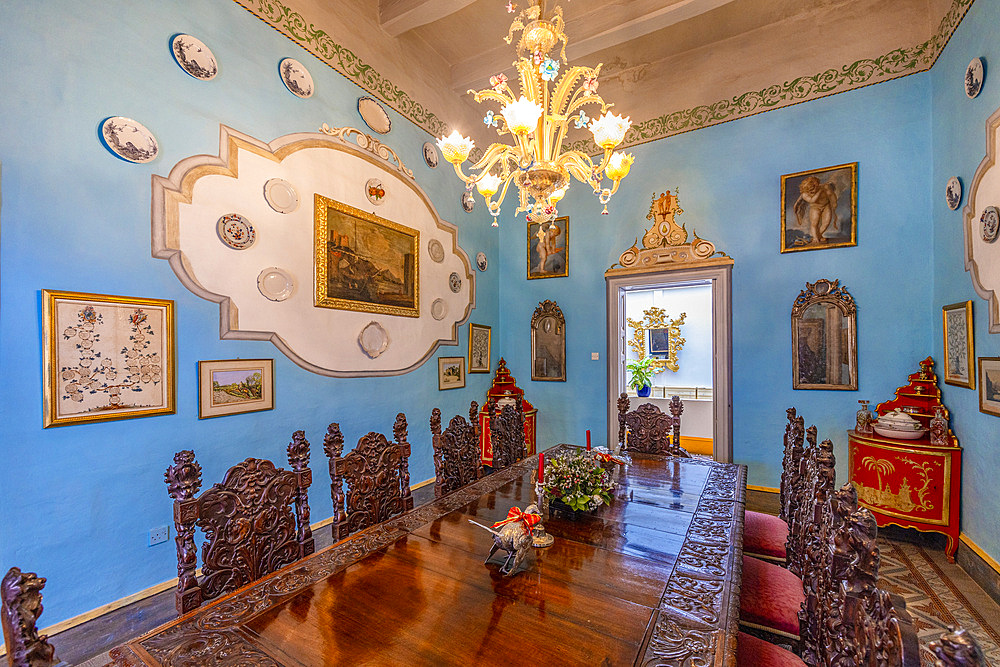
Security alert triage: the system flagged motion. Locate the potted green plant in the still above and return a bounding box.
[543,449,615,518]
[626,356,655,397]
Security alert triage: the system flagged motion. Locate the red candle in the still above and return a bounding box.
[538,451,544,483]
[586,429,591,450]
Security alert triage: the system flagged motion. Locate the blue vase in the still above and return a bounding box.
[637,384,651,398]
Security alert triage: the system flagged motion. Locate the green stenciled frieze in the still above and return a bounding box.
[233,0,448,137]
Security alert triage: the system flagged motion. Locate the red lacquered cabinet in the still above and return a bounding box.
[477,358,537,466]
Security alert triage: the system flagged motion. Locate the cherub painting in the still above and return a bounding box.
[780,163,857,253]
[527,216,569,279]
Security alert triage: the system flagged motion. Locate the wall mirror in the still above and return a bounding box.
[791,278,857,390]
[531,300,566,381]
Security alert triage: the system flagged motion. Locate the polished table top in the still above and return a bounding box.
[109,447,746,666]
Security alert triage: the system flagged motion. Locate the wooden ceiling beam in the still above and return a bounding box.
[379,0,478,37]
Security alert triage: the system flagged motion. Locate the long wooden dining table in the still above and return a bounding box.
[109,446,747,666]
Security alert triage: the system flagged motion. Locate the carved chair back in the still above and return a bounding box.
[325,413,414,541]
[164,433,315,615]
[928,627,989,666]
[616,393,689,457]
[2,567,65,667]
[487,398,526,471]
[778,407,805,523]
[430,402,482,497]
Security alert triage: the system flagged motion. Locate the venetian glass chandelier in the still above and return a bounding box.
[437,0,634,227]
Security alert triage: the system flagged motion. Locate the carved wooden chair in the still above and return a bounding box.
[1,568,66,667]
[928,627,989,666]
[325,413,414,542]
[164,432,315,615]
[487,398,526,471]
[616,393,689,457]
[430,402,482,497]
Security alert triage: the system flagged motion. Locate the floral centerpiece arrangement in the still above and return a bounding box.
[543,449,616,512]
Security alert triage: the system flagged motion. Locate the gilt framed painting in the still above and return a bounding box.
[42,290,175,427]
[198,359,274,419]
[314,193,419,317]
[780,163,857,253]
[942,301,974,389]
[527,216,568,279]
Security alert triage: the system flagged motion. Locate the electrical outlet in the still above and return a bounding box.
[591,352,600,360]
[148,526,169,546]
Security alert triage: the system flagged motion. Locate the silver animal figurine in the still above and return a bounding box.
[928,626,987,666]
[470,504,541,576]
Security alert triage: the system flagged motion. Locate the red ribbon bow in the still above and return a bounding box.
[595,451,626,465]
[492,506,541,531]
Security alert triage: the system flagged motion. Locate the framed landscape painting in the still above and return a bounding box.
[942,301,974,389]
[527,216,568,279]
[198,359,274,419]
[438,357,466,390]
[43,290,175,427]
[469,323,491,373]
[780,163,857,253]
[314,194,419,317]
[979,357,1000,416]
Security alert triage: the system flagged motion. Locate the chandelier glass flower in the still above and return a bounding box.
[437,1,634,227]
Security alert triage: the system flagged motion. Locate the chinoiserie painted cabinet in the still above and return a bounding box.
[477,358,537,466]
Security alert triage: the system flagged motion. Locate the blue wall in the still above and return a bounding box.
[0,0,497,625]
[930,0,1000,564]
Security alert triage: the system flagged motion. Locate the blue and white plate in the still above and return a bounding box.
[981,205,999,243]
[101,117,158,163]
[966,57,985,99]
[946,176,962,210]
[279,58,314,98]
[171,34,218,81]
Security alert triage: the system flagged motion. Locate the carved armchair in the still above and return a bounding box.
[164,432,315,615]
[325,413,414,542]
[430,402,482,497]
[1,568,66,667]
[616,393,689,457]
[487,398,527,471]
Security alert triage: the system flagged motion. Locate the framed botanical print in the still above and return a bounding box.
[527,216,568,279]
[314,193,419,317]
[978,357,1000,416]
[942,301,974,389]
[469,323,491,373]
[198,359,274,419]
[780,163,857,253]
[438,357,466,390]
[42,290,175,427]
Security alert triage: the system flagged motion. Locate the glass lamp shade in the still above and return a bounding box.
[589,112,632,150]
[476,173,502,197]
[605,152,634,181]
[437,130,475,164]
[501,96,544,135]
[549,186,568,204]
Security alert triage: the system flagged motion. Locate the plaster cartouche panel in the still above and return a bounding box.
[963,106,1000,333]
[152,126,474,375]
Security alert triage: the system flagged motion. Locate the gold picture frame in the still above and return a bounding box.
[527,216,568,279]
[42,289,175,427]
[942,301,974,389]
[469,323,491,373]
[314,193,419,317]
[780,162,858,253]
[978,357,1000,416]
[198,359,275,419]
[438,356,466,390]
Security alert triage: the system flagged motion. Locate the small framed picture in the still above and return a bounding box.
[979,357,1000,416]
[438,356,466,390]
[780,163,857,253]
[469,323,491,373]
[198,359,275,418]
[527,216,569,279]
[942,301,975,389]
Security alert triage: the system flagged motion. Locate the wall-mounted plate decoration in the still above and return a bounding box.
[427,239,445,263]
[358,96,391,134]
[264,178,299,213]
[422,142,439,169]
[966,57,985,99]
[279,58,313,98]
[171,34,218,81]
[431,298,447,320]
[365,177,386,205]
[217,213,256,250]
[946,176,963,211]
[257,267,294,301]
[476,252,488,271]
[358,321,389,358]
[449,272,462,293]
[982,205,999,243]
[101,117,158,163]
[462,190,475,213]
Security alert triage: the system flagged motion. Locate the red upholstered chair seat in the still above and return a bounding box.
[744,510,789,561]
[740,555,803,638]
[737,631,806,667]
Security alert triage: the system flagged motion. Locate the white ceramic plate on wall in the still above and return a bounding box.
[257,267,295,301]
[264,178,299,213]
[171,34,218,80]
[280,58,314,98]
[358,96,391,134]
[101,117,158,163]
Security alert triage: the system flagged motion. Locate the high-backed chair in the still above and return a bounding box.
[1,568,66,667]
[325,413,414,541]
[616,393,689,457]
[487,398,526,471]
[430,402,482,497]
[928,626,988,666]
[164,433,315,615]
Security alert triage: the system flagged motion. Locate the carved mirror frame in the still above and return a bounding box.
[531,300,566,382]
[791,278,858,390]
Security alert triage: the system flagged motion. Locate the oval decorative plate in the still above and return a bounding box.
[358,321,390,358]
[462,191,475,213]
[264,178,299,213]
[257,267,294,301]
[279,58,314,98]
[422,141,439,169]
[171,34,218,80]
[982,205,999,243]
[449,272,462,293]
[217,213,256,250]
[431,298,448,321]
[427,239,445,263]
[358,96,391,134]
[365,178,386,205]
[101,117,158,163]
[966,57,985,99]
[476,252,488,271]
[945,176,962,211]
